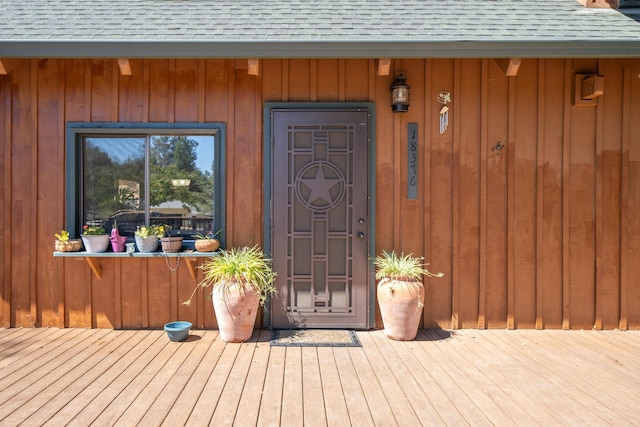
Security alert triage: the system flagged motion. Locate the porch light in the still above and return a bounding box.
[390,73,410,113]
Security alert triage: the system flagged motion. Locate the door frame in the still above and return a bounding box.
[262,102,377,328]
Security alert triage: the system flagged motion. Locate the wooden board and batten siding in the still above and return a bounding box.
[1,58,639,330]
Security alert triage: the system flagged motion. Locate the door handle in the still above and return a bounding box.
[357,231,365,239]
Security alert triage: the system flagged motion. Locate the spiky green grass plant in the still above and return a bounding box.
[373,250,443,281]
[183,245,276,306]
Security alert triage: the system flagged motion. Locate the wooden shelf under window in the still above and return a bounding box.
[53,251,217,280]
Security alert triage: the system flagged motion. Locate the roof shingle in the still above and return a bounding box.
[1,0,639,58]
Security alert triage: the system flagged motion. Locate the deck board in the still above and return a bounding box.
[0,328,639,426]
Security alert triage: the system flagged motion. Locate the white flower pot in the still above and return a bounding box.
[135,235,159,252]
[81,235,110,253]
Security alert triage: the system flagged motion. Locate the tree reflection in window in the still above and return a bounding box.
[83,134,215,237]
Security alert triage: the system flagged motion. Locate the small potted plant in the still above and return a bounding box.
[81,224,109,253]
[192,231,221,252]
[134,224,165,253]
[160,228,184,253]
[183,245,276,343]
[54,230,82,252]
[373,250,443,341]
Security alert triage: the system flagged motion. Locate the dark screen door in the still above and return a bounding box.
[270,109,369,328]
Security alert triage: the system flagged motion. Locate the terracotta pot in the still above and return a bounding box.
[212,281,259,343]
[377,278,425,341]
[195,238,219,252]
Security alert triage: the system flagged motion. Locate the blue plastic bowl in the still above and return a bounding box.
[164,321,192,342]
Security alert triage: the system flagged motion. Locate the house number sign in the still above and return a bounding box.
[408,123,418,199]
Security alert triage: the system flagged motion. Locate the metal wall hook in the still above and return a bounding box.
[492,141,505,156]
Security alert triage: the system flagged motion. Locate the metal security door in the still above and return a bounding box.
[270,109,369,328]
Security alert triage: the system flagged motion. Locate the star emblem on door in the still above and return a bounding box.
[295,161,345,211]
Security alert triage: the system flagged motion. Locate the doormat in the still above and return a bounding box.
[270,329,361,347]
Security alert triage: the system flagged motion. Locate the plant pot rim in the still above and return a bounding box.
[164,321,192,331]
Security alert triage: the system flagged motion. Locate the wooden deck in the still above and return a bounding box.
[0,328,639,426]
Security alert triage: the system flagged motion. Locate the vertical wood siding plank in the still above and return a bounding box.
[232,63,259,247]
[399,58,424,256]
[64,59,90,327]
[111,59,119,122]
[198,59,205,123]
[147,259,171,328]
[36,59,64,327]
[310,59,318,102]
[512,59,538,329]
[507,72,516,330]
[485,60,509,329]
[478,59,489,329]
[594,59,605,331]
[568,59,598,329]
[30,59,38,326]
[90,59,113,122]
[624,60,640,328]
[120,259,144,328]
[56,59,66,327]
[597,59,623,330]
[205,59,229,123]
[456,59,481,328]
[338,59,346,101]
[451,59,461,329]
[143,59,150,123]
[168,59,176,123]
[536,60,546,329]
[226,60,236,247]
[562,59,572,330]
[316,59,339,101]
[10,60,35,327]
[0,70,10,327]
[148,60,170,123]
[288,59,311,102]
[175,59,198,123]
[539,60,565,329]
[619,62,631,330]
[345,59,368,102]
[429,59,454,328]
[422,59,436,328]
[118,59,144,122]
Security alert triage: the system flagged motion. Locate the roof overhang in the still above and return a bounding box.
[1,40,640,59]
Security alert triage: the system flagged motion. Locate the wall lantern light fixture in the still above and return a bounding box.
[390,72,410,113]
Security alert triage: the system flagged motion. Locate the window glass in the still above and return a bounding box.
[82,134,216,237]
[149,135,215,236]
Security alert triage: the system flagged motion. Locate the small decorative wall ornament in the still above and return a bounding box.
[437,91,451,134]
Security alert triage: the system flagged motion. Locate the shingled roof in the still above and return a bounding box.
[1,0,639,58]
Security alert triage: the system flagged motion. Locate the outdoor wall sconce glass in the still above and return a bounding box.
[390,73,410,113]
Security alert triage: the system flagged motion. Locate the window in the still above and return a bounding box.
[66,123,225,242]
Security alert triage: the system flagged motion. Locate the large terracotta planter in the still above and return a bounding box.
[212,281,259,343]
[377,277,425,341]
